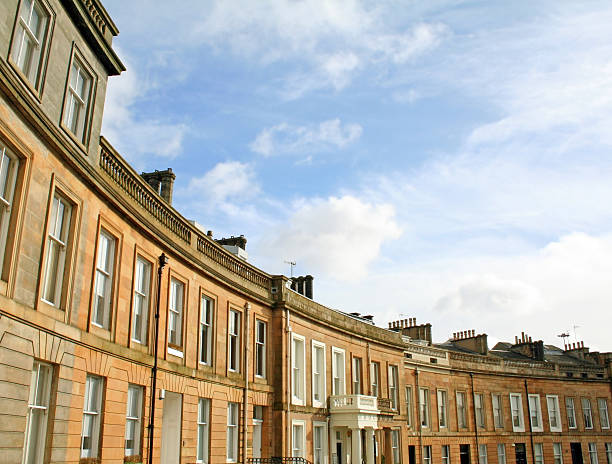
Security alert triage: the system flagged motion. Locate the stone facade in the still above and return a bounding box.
[0,1,611,464]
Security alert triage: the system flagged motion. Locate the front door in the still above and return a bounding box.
[515,444,527,464]
[253,405,263,459]
[571,443,584,464]
[161,391,182,464]
[460,445,471,464]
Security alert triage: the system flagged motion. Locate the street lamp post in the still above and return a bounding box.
[148,252,168,464]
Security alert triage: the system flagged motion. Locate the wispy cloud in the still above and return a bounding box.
[102,52,188,168]
[250,119,363,157]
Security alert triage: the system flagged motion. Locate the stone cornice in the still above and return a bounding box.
[60,0,125,75]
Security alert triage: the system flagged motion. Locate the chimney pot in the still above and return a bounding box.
[529,336,532,342]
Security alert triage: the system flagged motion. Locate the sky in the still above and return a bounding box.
[101,0,612,351]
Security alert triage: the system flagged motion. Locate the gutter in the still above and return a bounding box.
[243,303,251,463]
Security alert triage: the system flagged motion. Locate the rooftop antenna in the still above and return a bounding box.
[573,325,580,344]
[557,332,570,348]
[284,260,296,278]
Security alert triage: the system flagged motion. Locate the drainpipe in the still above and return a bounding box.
[285,307,292,457]
[243,302,251,464]
[416,368,422,460]
[524,380,536,464]
[470,373,480,464]
[147,253,168,464]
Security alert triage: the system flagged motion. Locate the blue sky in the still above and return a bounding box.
[101,0,612,350]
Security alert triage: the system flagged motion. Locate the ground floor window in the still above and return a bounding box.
[292,421,305,458]
[589,443,599,464]
[423,445,432,464]
[442,445,450,464]
[498,444,506,464]
[313,422,327,464]
[554,443,564,464]
[227,402,239,462]
[197,398,210,463]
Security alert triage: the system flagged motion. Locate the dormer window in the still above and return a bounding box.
[10,0,53,93]
[62,48,96,146]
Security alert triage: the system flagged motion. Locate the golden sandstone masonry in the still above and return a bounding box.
[0,0,611,463]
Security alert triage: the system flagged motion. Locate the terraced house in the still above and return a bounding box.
[0,0,611,463]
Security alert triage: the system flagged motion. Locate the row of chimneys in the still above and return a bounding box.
[142,168,176,204]
[514,332,533,344]
[453,330,476,340]
[290,275,313,299]
[565,341,586,350]
[389,318,418,329]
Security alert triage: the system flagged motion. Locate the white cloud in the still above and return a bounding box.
[250,119,363,156]
[185,161,258,205]
[258,196,402,281]
[102,53,188,167]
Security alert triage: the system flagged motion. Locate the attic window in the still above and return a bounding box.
[430,358,437,364]
[596,373,603,378]
[404,353,412,359]
[566,372,574,378]
[581,373,588,379]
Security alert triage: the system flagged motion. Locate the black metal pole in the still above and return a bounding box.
[148,253,167,464]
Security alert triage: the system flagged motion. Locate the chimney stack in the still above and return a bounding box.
[141,168,176,204]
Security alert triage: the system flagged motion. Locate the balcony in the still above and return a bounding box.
[328,395,380,428]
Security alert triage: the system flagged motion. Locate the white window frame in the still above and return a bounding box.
[391,429,401,464]
[589,443,599,464]
[370,361,380,397]
[353,356,363,395]
[41,193,72,307]
[62,53,93,143]
[313,421,328,464]
[312,340,326,407]
[553,443,564,464]
[291,333,306,405]
[23,361,53,464]
[475,393,485,428]
[228,309,241,372]
[227,402,239,462]
[389,365,399,410]
[167,277,184,354]
[422,444,431,464]
[10,0,52,90]
[534,443,544,464]
[292,420,306,458]
[583,398,594,430]
[255,319,266,378]
[498,444,506,464]
[529,394,544,432]
[442,445,451,464]
[492,393,504,429]
[92,229,116,329]
[438,389,448,428]
[406,386,413,427]
[510,393,525,432]
[197,398,210,464]
[331,347,346,396]
[547,395,562,432]
[457,391,467,428]
[598,398,610,429]
[479,444,489,464]
[604,443,611,464]
[419,387,430,428]
[0,144,20,275]
[125,384,143,457]
[199,295,214,365]
[566,397,577,429]
[81,374,103,459]
[131,256,151,344]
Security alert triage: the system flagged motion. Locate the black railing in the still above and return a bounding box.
[248,458,312,464]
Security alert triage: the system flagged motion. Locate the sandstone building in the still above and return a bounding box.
[0,1,611,463]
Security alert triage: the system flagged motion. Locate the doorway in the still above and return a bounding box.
[161,391,182,464]
[334,430,344,464]
[515,444,527,464]
[408,445,416,464]
[571,443,583,464]
[460,445,471,464]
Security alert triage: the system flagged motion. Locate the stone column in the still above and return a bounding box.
[365,428,375,464]
[351,428,362,464]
